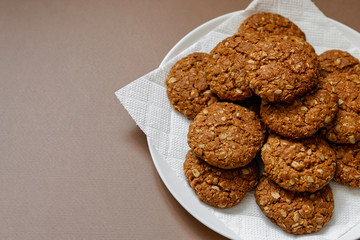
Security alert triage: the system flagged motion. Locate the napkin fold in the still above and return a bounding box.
[116,0,360,239]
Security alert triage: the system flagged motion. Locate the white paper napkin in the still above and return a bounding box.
[116,0,360,239]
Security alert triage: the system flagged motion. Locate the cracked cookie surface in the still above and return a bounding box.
[324,109,360,144]
[246,35,319,102]
[206,34,257,101]
[188,102,265,169]
[255,176,334,235]
[261,134,335,192]
[166,52,218,119]
[184,150,259,208]
[321,73,360,113]
[331,142,360,188]
[238,12,306,40]
[321,73,360,143]
[260,86,338,139]
[319,50,360,77]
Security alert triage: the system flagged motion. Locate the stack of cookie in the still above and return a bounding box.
[165,12,360,235]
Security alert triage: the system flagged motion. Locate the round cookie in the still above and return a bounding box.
[320,73,360,143]
[324,109,360,144]
[246,35,319,102]
[165,52,218,119]
[188,102,265,169]
[183,150,259,208]
[260,87,338,139]
[206,34,257,101]
[255,176,334,235]
[261,134,336,192]
[319,50,360,77]
[321,73,360,113]
[238,12,306,40]
[331,142,360,188]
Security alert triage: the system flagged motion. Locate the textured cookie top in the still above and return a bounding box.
[183,150,259,208]
[331,142,360,188]
[323,109,360,144]
[260,87,338,139]
[261,134,336,192]
[321,73,360,113]
[319,50,360,77]
[188,102,265,169]
[246,35,319,102]
[166,52,218,119]
[255,176,334,235]
[320,73,360,144]
[206,34,256,101]
[238,12,306,40]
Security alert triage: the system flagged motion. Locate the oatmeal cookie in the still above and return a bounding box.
[260,87,338,139]
[319,50,360,77]
[188,102,265,169]
[320,73,360,143]
[184,150,259,208]
[166,52,218,119]
[261,134,335,192]
[238,12,306,40]
[324,109,360,144]
[320,73,360,113]
[246,35,319,102]
[255,176,334,235]
[206,34,258,101]
[330,142,360,188]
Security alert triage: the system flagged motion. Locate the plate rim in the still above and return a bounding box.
[147,10,360,240]
[150,11,240,240]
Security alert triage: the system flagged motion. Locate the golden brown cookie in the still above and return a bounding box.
[238,12,306,40]
[331,142,360,188]
[321,73,360,143]
[188,102,265,169]
[321,73,360,113]
[324,109,360,144]
[165,52,218,119]
[183,150,259,208]
[255,176,334,235]
[260,87,338,139]
[246,35,319,102]
[319,50,360,77]
[261,134,336,192]
[206,34,257,101]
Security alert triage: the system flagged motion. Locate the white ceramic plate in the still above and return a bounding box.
[148,11,360,240]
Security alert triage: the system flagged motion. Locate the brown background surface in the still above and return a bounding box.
[1,0,360,239]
